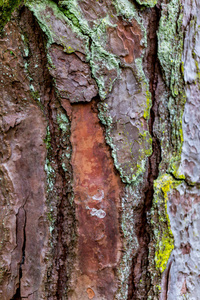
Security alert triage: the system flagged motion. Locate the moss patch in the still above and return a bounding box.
[0,0,22,32]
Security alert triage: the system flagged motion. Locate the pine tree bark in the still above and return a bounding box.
[0,0,200,299]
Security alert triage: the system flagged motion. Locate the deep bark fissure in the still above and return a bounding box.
[42,52,75,300]
[17,7,76,298]
[164,260,172,300]
[169,171,200,188]
[50,101,74,299]
[128,5,162,299]
[160,259,173,300]
[12,204,27,300]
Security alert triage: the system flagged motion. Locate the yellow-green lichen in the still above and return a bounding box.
[155,232,174,273]
[134,58,152,121]
[194,59,200,85]
[153,174,181,272]
[143,90,152,120]
[138,130,152,157]
[170,161,185,180]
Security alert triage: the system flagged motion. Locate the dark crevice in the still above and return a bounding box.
[169,171,199,188]
[127,4,161,300]
[18,7,76,299]
[165,260,172,300]
[12,204,27,300]
[43,70,74,298]
[129,0,148,11]
[43,49,75,300]
[88,36,93,53]
[49,95,74,300]
[41,43,74,300]
[160,259,173,300]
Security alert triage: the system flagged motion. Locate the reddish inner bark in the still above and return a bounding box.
[64,99,123,298]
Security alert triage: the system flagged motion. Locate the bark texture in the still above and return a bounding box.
[0,0,200,299]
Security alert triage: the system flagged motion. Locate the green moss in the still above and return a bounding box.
[139,130,152,156]
[59,6,80,28]
[59,0,90,35]
[0,0,22,32]
[156,284,161,291]
[44,126,51,150]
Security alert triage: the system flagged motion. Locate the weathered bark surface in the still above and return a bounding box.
[0,0,200,299]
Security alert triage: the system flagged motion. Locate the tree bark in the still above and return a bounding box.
[0,0,200,299]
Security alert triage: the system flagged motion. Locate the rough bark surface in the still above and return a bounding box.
[0,0,200,299]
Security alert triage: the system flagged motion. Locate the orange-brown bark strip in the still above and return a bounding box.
[63,99,123,299]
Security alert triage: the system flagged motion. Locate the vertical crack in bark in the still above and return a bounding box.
[49,98,74,299]
[17,7,76,298]
[160,260,172,300]
[12,200,27,300]
[43,59,75,299]
[128,5,161,299]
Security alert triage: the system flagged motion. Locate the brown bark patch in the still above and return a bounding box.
[181,243,191,255]
[107,17,143,63]
[63,99,123,299]
[49,45,98,103]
